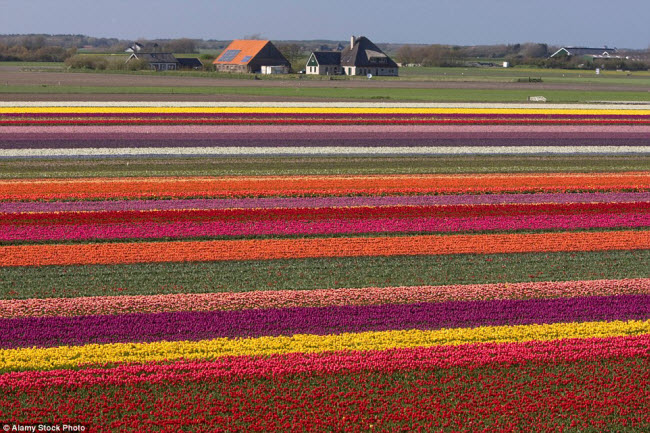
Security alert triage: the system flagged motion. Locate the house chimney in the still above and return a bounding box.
[350,36,355,49]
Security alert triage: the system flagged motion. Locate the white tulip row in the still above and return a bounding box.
[3,146,649,157]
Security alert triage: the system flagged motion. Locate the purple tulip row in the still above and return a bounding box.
[0,134,650,149]
[3,136,648,149]
[1,294,647,349]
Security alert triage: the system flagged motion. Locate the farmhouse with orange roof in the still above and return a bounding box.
[213,40,290,74]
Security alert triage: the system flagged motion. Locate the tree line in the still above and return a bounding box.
[0,35,201,62]
[395,42,649,70]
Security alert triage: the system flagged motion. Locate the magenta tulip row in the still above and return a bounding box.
[4,213,648,241]
[3,124,648,134]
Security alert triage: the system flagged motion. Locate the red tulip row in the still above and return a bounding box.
[4,202,647,225]
[1,351,646,432]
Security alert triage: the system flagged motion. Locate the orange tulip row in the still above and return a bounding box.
[1,230,647,267]
[1,173,648,201]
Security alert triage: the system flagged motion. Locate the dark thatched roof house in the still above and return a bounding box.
[306,36,398,76]
[126,52,179,71]
[126,52,203,71]
[176,57,203,70]
[213,40,290,74]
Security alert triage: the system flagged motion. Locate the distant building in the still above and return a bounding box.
[213,40,290,73]
[125,42,160,53]
[126,52,202,71]
[550,47,620,59]
[126,52,179,71]
[176,57,203,70]
[306,36,398,76]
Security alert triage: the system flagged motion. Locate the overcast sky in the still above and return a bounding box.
[1,0,649,48]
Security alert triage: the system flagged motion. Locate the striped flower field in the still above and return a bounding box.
[1,102,649,432]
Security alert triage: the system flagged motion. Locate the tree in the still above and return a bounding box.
[277,43,303,70]
[22,35,45,50]
[520,43,548,58]
[396,45,418,65]
[163,39,197,53]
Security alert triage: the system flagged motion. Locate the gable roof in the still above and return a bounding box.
[130,52,178,64]
[312,51,341,65]
[213,40,270,65]
[340,36,397,68]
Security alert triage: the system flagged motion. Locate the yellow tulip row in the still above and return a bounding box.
[1,106,649,115]
[1,319,648,372]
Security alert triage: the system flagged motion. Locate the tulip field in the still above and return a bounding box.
[0,101,649,432]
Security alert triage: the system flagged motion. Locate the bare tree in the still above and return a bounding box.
[277,43,302,65]
[396,45,418,65]
[520,43,548,58]
[164,38,197,53]
[243,33,263,40]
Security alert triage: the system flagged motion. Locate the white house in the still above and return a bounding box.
[305,36,398,76]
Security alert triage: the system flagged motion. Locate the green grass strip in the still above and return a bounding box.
[2,156,649,179]
[1,250,648,300]
[1,85,649,102]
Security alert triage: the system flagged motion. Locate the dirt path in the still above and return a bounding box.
[0,93,364,102]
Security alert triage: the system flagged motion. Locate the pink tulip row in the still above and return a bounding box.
[2,278,647,318]
[3,213,648,241]
[4,124,648,134]
[0,334,646,389]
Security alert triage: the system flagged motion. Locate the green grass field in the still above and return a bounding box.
[2,250,648,299]
[2,156,648,179]
[400,65,650,78]
[1,84,648,102]
[2,60,649,102]
[0,61,65,67]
